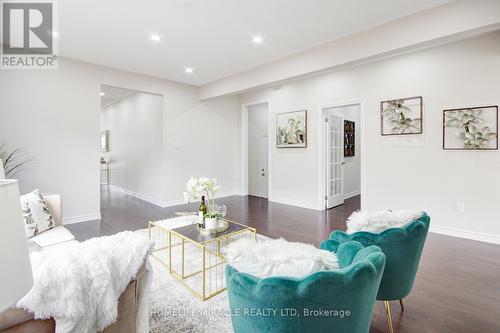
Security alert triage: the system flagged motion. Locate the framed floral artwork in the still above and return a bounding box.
[380,96,423,135]
[276,110,307,148]
[443,105,498,150]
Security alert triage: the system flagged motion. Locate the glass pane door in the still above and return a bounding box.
[326,110,344,208]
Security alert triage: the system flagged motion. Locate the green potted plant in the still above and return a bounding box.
[0,142,32,178]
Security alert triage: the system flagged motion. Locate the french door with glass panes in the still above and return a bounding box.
[325,110,344,209]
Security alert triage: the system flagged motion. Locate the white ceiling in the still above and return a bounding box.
[59,0,450,86]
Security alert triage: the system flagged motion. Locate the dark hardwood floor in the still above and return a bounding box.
[66,189,500,333]
[66,189,359,244]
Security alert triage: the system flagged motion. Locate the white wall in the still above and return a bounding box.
[237,31,500,242]
[163,95,239,205]
[0,57,239,223]
[101,93,164,204]
[247,103,268,197]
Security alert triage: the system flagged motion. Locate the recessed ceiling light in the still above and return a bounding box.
[185,67,194,74]
[150,34,161,42]
[52,31,60,38]
[252,36,263,44]
[100,92,105,96]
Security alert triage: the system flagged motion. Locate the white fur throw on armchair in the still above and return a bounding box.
[346,209,424,233]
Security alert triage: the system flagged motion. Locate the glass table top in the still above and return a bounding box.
[171,218,250,244]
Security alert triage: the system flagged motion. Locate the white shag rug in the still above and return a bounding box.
[136,228,266,333]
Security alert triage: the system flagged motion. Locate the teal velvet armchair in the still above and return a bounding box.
[225,241,385,333]
[329,213,430,333]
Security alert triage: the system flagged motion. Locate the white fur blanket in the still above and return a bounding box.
[222,238,339,279]
[346,209,424,233]
[16,231,154,333]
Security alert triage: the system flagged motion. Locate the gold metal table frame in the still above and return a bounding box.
[149,217,257,301]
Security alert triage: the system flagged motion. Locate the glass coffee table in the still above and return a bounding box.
[149,216,256,301]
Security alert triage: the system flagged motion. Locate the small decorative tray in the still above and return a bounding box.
[197,219,229,234]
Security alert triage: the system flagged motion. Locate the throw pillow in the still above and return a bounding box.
[346,209,424,233]
[222,238,339,279]
[20,189,55,238]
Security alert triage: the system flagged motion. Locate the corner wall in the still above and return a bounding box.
[237,31,500,242]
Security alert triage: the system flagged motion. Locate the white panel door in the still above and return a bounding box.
[259,136,269,198]
[325,110,344,209]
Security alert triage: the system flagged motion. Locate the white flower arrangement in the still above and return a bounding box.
[183,177,221,214]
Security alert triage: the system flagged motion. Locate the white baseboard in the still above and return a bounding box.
[162,191,240,208]
[344,190,361,200]
[109,185,169,207]
[248,194,268,199]
[269,193,359,211]
[269,196,322,211]
[63,213,101,225]
[216,191,240,199]
[430,225,500,244]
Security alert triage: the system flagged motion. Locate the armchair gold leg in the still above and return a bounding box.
[384,301,395,333]
[399,298,404,312]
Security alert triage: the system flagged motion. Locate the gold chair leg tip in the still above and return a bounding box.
[384,301,395,333]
